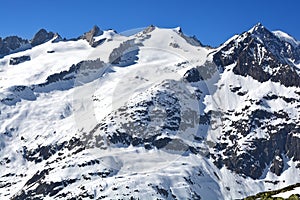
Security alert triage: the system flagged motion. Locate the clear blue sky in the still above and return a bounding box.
[1,0,299,47]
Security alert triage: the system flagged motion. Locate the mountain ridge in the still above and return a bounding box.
[0,23,299,199]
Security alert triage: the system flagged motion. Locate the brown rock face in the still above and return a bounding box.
[80,25,103,46]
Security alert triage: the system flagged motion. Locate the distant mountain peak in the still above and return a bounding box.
[142,25,156,34]
[31,28,55,47]
[213,22,300,88]
[253,22,264,29]
[172,26,203,47]
[80,25,103,45]
[0,35,29,57]
[248,22,272,37]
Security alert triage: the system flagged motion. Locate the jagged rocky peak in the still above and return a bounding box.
[247,23,298,45]
[174,26,203,47]
[0,28,62,57]
[247,23,300,57]
[247,23,284,47]
[80,25,103,45]
[225,23,275,47]
[213,23,300,87]
[248,22,267,34]
[221,23,275,46]
[142,25,156,34]
[0,35,29,57]
[240,23,276,41]
[31,28,56,46]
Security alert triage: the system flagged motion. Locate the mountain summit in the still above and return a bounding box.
[0,24,299,199]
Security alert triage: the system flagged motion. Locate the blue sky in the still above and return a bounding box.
[1,0,299,47]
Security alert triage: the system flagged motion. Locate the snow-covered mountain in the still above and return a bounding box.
[0,24,299,199]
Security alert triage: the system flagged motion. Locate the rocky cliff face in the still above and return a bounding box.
[213,24,300,87]
[0,36,29,57]
[31,29,56,46]
[79,25,104,47]
[209,23,300,179]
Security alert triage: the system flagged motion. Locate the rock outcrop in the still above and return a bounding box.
[9,55,31,65]
[31,29,55,47]
[80,25,103,47]
[0,36,29,57]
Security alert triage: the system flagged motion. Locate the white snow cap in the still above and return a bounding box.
[273,30,300,47]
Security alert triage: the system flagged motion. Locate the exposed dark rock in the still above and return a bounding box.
[3,36,27,50]
[184,68,200,82]
[213,23,300,87]
[9,85,36,101]
[230,86,242,93]
[91,38,106,47]
[24,169,50,187]
[216,110,300,179]
[184,61,218,83]
[200,61,219,80]
[9,55,31,65]
[250,23,300,63]
[143,25,156,34]
[31,29,55,47]
[0,85,36,106]
[169,42,180,48]
[0,36,29,57]
[210,25,300,179]
[80,25,103,46]
[152,138,172,149]
[237,91,248,96]
[23,142,66,163]
[0,38,3,47]
[34,58,106,92]
[80,81,202,155]
[77,159,101,167]
[176,27,203,46]
[286,131,300,161]
[153,186,169,197]
[263,93,279,100]
[108,39,141,65]
[13,178,78,199]
[270,153,284,176]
